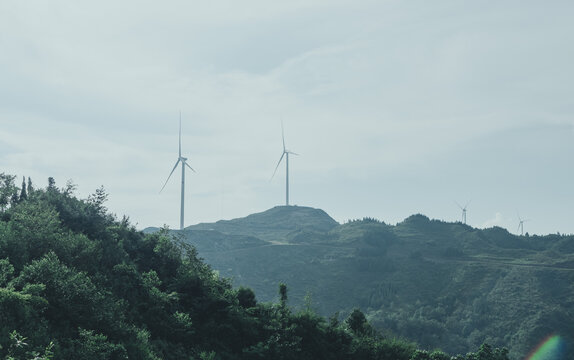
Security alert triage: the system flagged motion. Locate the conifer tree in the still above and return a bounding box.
[47,177,56,190]
[19,176,27,201]
[279,283,288,308]
[27,177,34,195]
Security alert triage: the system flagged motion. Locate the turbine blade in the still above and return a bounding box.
[179,111,182,158]
[289,151,299,156]
[465,200,471,209]
[455,201,463,210]
[185,162,196,173]
[271,152,285,180]
[281,121,286,151]
[160,159,181,193]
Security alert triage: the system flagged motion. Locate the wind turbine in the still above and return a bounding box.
[160,112,196,230]
[456,200,471,224]
[517,213,530,236]
[271,122,298,206]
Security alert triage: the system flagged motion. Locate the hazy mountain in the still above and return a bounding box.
[166,207,574,360]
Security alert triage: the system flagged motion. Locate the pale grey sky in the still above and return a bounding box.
[1,0,573,235]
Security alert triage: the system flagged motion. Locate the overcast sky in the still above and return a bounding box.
[1,0,573,235]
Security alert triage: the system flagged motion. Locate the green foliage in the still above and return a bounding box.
[346,309,372,336]
[279,283,288,307]
[3,330,54,360]
[465,343,509,360]
[26,178,33,197]
[3,201,62,269]
[0,259,14,286]
[69,329,127,360]
[0,175,515,360]
[410,349,451,360]
[18,178,27,203]
[181,205,574,359]
[0,173,17,212]
[237,287,257,309]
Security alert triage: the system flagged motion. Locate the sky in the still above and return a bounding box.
[1,0,573,235]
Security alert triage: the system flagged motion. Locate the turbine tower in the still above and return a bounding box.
[160,112,196,230]
[517,213,530,236]
[456,200,471,224]
[271,122,298,206]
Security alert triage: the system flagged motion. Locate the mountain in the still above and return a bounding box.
[4,179,487,360]
[0,175,516,360]
[189,205,339,242]
[170,208,574,360]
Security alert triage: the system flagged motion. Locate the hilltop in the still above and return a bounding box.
[144,205,338,244]
[169,208,574,360]
[190,206,338,242]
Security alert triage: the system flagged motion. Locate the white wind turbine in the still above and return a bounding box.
[271,122,298,206]
[456,200,471,224]
[160,113,196,230]
[517,213,530,236]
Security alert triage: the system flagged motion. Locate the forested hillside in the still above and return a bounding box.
[0,173,510,359]
[171,207,574,360]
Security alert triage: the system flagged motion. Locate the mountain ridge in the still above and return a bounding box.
[0,175,532,360]
[152,206,574,360]
[144,205,339,243]
[189,205,339,242]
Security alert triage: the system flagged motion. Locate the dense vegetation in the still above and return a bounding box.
[0,173,510,359]
[168,207,574,360]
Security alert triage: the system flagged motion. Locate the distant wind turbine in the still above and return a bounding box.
[160,112,196,230]
[517,213,530,236]
[271,122,298,206]
[456,200,471,224]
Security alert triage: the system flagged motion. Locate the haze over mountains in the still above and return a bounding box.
[147,205,574,360]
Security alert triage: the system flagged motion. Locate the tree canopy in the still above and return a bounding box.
[0,175,509,360]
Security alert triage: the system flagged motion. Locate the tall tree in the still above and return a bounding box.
[47,177,56,191]
[19,176,27,202]
[27,177,34,195]
[279,283,288,308]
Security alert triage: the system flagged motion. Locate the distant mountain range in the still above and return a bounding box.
[145,205,574,360]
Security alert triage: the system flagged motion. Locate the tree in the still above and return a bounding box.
[237,287,257,309]
[0,174,17,211]
[26,177,33,196]
[9,193,19,207]
[466,343,509,360]
[346,309,372,336]
[69,329,127,360]
[279,283,288,308]
[5,201,62,269]
[87,186,108,215]
[48,178,55,189]
[3,330,54,360]
[0,174,516,360]
[19,177,27,202]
